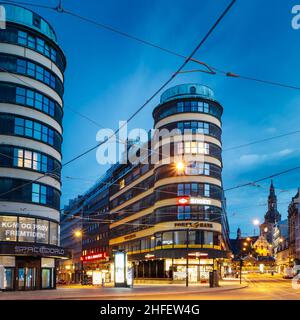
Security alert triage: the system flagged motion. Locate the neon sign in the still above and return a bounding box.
[80,252,107,262]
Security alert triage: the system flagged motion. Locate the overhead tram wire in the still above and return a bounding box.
[6,0,300,91]
[58,0,237,168]
[47,0,238,208]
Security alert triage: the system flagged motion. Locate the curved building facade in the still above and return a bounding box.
[109,84,230,283]
[0,3,67,290]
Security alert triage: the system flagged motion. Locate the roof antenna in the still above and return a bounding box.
[56,0,64,13]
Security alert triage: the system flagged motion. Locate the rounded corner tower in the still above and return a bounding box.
[0,2,67,290]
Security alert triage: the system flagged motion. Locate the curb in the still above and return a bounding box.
[54,284,249,300]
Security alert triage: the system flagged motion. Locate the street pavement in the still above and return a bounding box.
[0,273,299,300]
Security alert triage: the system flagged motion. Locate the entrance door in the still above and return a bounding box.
[4,268,14,290]
[17,268,25,290]
[41,268,51,289]
[25,268,36,290]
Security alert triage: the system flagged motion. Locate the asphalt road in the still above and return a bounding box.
[0,273,299,300]
[127,274,300,300]
[103,274,300,300]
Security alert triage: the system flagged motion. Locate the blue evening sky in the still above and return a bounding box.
[19,0,300,238]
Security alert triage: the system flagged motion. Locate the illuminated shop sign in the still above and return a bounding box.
[80,252,107,262]
[14,245,65,257]
[174,222,214,229]
[0,220,48,241]
[177,196,211,206]
[177,196,189,205]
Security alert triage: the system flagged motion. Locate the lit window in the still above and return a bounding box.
[119,179,125,190]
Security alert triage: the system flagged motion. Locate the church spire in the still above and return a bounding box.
[264,180,281,224]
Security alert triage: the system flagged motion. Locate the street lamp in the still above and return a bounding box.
[74,230,82,238]
[175,161,185,174]
[73,230,83,283]
[253,219,260,235]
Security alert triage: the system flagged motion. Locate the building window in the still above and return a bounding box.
[119,179,125,190]
[32,183,47,204]
[185,162,210,175]
[14,116,60,149]
[177,141,209,155]
[190,86,196,94]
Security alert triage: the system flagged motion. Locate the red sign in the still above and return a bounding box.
[177,196,190,205]
[80,252,107,262]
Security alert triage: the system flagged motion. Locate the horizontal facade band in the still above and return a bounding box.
[0,43,64,83]
[0,167,61,190]
[110,206,154,229]
[127,244,222,255]
[154,175,222,189]
[109,220,222,245]
[153,155,222,169]
[0,201,60,222]
[0,73,63,107]
[152,134,222,150]
[110,187,154,212]
[0,135,62,162]
[110,168,154,201]
[0,103,62,134]
[155,113,221,130]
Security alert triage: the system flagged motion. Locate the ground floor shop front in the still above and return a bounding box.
[0,255,57,290]
[129,249,230,283]
[0,243,69,291]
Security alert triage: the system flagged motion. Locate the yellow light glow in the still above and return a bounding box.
[243,248,246,251]
[74,230,82,238]
[175,161,185,172]
[246,237,251,241]
[243,242,248,246]
[264,227,268,232]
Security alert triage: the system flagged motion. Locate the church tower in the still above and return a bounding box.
[264,180,281,224]
[260,180,281,243]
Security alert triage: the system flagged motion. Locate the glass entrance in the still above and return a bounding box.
[4,268,14,290]
[41,268,51,289]
[25,268,36,290]
[17,267,37,290]
[17,268,25,290]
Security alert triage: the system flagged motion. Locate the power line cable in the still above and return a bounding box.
[5,0,300,91]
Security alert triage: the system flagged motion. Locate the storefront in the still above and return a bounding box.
[80,252,111,285]
[0,242,69,291]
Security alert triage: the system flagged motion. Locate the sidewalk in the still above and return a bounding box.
[0,281,248,300]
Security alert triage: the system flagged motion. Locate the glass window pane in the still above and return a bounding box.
[36,219,49,244]
[49,222,58,245]
[18,217,36,242]
[0,216,18,241]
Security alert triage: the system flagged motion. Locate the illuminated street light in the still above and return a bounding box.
[253,219,260,236]
[246,237,251,241]
[243,242,248,246]
[253,219,260,226]
[279,238,284,243]
[264,227,268,233]
[175,161,185,173]
[74,230,82,238]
